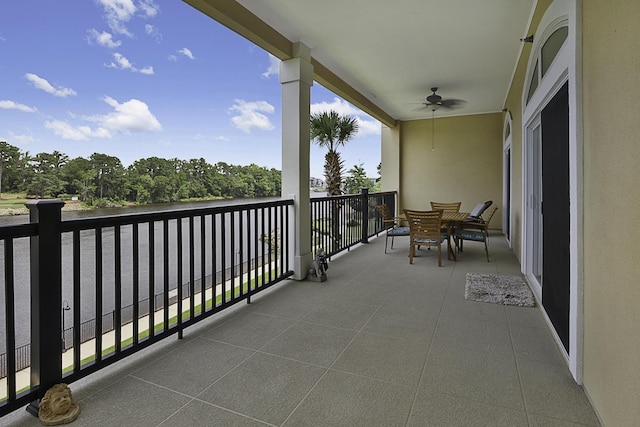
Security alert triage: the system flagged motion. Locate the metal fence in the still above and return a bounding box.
[0,190,396,416]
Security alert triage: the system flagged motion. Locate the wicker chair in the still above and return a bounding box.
[454,206,498,262]
[403,209,445,266]
[376,204,410,253]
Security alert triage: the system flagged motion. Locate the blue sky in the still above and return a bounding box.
[0,0,381,179]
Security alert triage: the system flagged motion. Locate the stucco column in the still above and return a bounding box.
[280,43,313,280]
[381,123,401,210]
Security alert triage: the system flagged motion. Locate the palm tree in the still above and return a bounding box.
[310,111,359,254]
[310,110,359,196]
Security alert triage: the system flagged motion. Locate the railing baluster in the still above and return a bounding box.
[4,239,16,401]
[177,218,183,339]
[95,227,103,362]
[163,220,169,332]
[200,215,206,315]
[72,230,81,371]
[114,225,122,353]
[148,221,155,339]
[132,224,139,346]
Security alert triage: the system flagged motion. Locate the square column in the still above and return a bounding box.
[280,43,313,280]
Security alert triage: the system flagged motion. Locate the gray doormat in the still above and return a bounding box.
[465,273,535,307]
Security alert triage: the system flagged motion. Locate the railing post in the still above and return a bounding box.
[361,188,369,244]
[25,199,64,416]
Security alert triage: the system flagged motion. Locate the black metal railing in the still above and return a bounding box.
[0,198,293,416]
[310,189,397,257]
[0,190,396,417]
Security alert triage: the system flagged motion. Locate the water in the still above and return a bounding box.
[0,197,285,351]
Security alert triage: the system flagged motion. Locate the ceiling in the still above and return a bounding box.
[229,0,536,122]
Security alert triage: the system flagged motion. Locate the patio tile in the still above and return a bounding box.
[510,323,566,365]
[518,359,600,425]
[283,369,414,427]
[362,306,438,341]
[432,314,513,355]
[440,291,508,324]
[131,336,254,396]
[202,311,294,349]
[76,376,191,427]
[197,352,325,426]
[332,332,429,387]
[160,400,270,427]
[408,390,529,426]
[422,342,525,410]
[261,321,357,367]
[301,299,378,330]
[527,413,601,426]
[248,281,335,320]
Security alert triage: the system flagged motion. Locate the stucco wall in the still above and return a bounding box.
[398,113,503,224]
[582,2,640,425]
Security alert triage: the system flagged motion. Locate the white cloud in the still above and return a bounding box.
[0,100,37,113]
[145,24,161,42]
[167,54,177,62]
[8,132,36,144]
[44,96,161,140]
[105,52,153,74]
[138,0,159,18]
[24,73,77,98]
[97,0,137,37]
[87,29,122,48]
[178,48,194,60]
[91,96,162,133]
[96,0,159,37]
[311,97,380,137]
[262,54,280,78]
[45,120,111,140]
[229,99,275,133]
[355,117,381,137]
[139,66,154,75]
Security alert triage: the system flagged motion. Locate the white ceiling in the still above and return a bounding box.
[235,0,536,121]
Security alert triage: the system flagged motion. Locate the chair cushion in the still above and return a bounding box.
[387,226,410,236]
[412,237,443,244]
[468,200,493,219]
[455,229,485,241]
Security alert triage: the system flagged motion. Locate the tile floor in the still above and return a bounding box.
[2,233,601,426]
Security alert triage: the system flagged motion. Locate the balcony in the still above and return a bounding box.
[3,226,599,425]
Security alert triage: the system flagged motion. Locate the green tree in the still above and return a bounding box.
[25,152,66,198]
[343,163,371,195]
[310,110,359,196]
[90,153,126,202]
[0,141,22,198]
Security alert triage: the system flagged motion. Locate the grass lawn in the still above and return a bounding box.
[0,193,29,210]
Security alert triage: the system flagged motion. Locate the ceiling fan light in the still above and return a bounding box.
[429,103,440,111]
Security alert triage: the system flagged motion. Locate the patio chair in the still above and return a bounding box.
[376,204,410,253]
[430,201,461,213]
[454,206,498,262]
[403,209,445,266]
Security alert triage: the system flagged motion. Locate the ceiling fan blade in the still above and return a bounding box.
[440,98,468,109]
[412,105,429,112]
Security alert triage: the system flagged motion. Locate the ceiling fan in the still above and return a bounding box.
[413,87,467,152]
[415,87,468,112]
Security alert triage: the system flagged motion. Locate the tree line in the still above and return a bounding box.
[0,141,282,205]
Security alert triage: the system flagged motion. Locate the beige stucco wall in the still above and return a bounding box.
[380,124,401,194]
[397,113,503,224]
[581,2,640,425]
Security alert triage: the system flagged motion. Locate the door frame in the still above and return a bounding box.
[502,113,513,247]
[521,0,583,382]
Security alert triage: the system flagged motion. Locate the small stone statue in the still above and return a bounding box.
[38,383,80,426]
[308,249,329,282]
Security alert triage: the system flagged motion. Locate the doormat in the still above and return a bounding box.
[465,273,535,307]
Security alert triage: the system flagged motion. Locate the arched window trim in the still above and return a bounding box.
[522,2,570,110]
